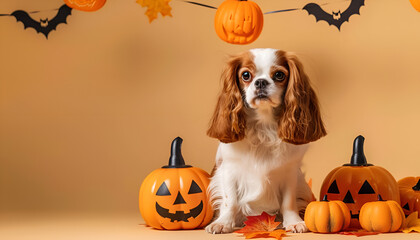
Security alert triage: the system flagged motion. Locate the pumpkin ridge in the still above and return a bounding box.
[388,204,393,232]
[310,205,318,232]
[315,202,327,232]
[328,203,333,232]
[368,204,374,232]
[388,200,404,232]
[337,202,349,230]
[304,201,318,232]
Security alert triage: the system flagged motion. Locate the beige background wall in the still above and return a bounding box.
[1,0,419,216]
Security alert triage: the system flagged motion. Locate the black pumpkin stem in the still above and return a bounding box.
[413,179,420,191]
[162,137,192,168]
[344,135,373,166]
[321,195,329,202]
[378,195,384,201]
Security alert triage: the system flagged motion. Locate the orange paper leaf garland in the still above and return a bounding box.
[235,212,286,240]
[402,211,420,233]
[136,0,172,23]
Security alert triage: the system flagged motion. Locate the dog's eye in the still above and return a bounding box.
[241,71,251,82]
[273,71,285,82]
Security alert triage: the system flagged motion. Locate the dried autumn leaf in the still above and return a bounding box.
[307,178,313,189]
[243,230,286,239]
[402,211,420,233]
[136,0,172,23]
[306,178,317,202]
[235,212,286,240]
[339,230,380,237]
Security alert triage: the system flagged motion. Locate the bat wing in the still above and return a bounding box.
[44,4,72,38]
[11,10,43,34]
[304,0,365,30]
[11,4,72,39]
[303,3,340,28]
[340,0,365,24]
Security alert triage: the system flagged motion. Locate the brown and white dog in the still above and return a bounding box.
[205,48,326,234]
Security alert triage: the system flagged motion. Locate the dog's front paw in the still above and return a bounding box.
[285,221,308,233]
[205,222,234,234]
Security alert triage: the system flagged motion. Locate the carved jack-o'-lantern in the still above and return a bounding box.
[320,136,400,229]
[398,176,420,216]
[214,0,264,45]
[64,0,106,12]
[139,137,213,230]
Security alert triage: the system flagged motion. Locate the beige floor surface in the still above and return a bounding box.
[1,212,419,240]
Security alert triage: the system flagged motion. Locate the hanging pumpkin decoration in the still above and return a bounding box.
[139,137,213,230]
[409,0,420,12]
[214,0,264,45]
[359,195,405,233]
[64,0,106,12]
[304,195,351,233]
[398,176,420,216]
[319,136,400,229]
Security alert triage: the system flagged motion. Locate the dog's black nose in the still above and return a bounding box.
[255,79,269,89]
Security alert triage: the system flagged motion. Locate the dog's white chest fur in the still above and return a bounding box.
[213,120,309,216]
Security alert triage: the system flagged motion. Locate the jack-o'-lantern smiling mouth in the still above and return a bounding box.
[223,27,256,38]
[155,201,203,222]
[350,211,359,219]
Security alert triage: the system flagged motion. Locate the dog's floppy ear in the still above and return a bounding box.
[278,53,326,144]
[207,55,246,143]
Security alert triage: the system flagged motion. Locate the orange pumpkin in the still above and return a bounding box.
[398,177,420,216]
[410,0,420,12]
[139,137,213,230]
[320,136,400,228]
[359,195,405,233]
[214,0,264,45]
[304,195,351,233]
[64,0,106,12]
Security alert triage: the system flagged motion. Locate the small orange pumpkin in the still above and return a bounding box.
[359,195,405,233]
[64,0,106,12]
[398,177,420,216]
[304,195,351,233]
[320,136,400,228]
[214,0,264,45]
[139,137,213,230]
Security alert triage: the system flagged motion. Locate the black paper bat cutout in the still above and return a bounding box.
[11,4,72,39]
[303,0,365,30]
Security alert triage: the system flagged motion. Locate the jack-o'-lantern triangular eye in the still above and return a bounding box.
[327,180,340,194]
[358,180,375,194]
[156,182,171,196]
[403,203,410,211]
[188,180,202,194]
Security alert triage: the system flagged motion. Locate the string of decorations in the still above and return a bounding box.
[0,0,107,39]
[0,0,419,43]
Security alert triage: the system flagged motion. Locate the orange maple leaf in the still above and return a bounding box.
[136,0,172,23]
[235,212,287,240]
[402,211,420,233]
